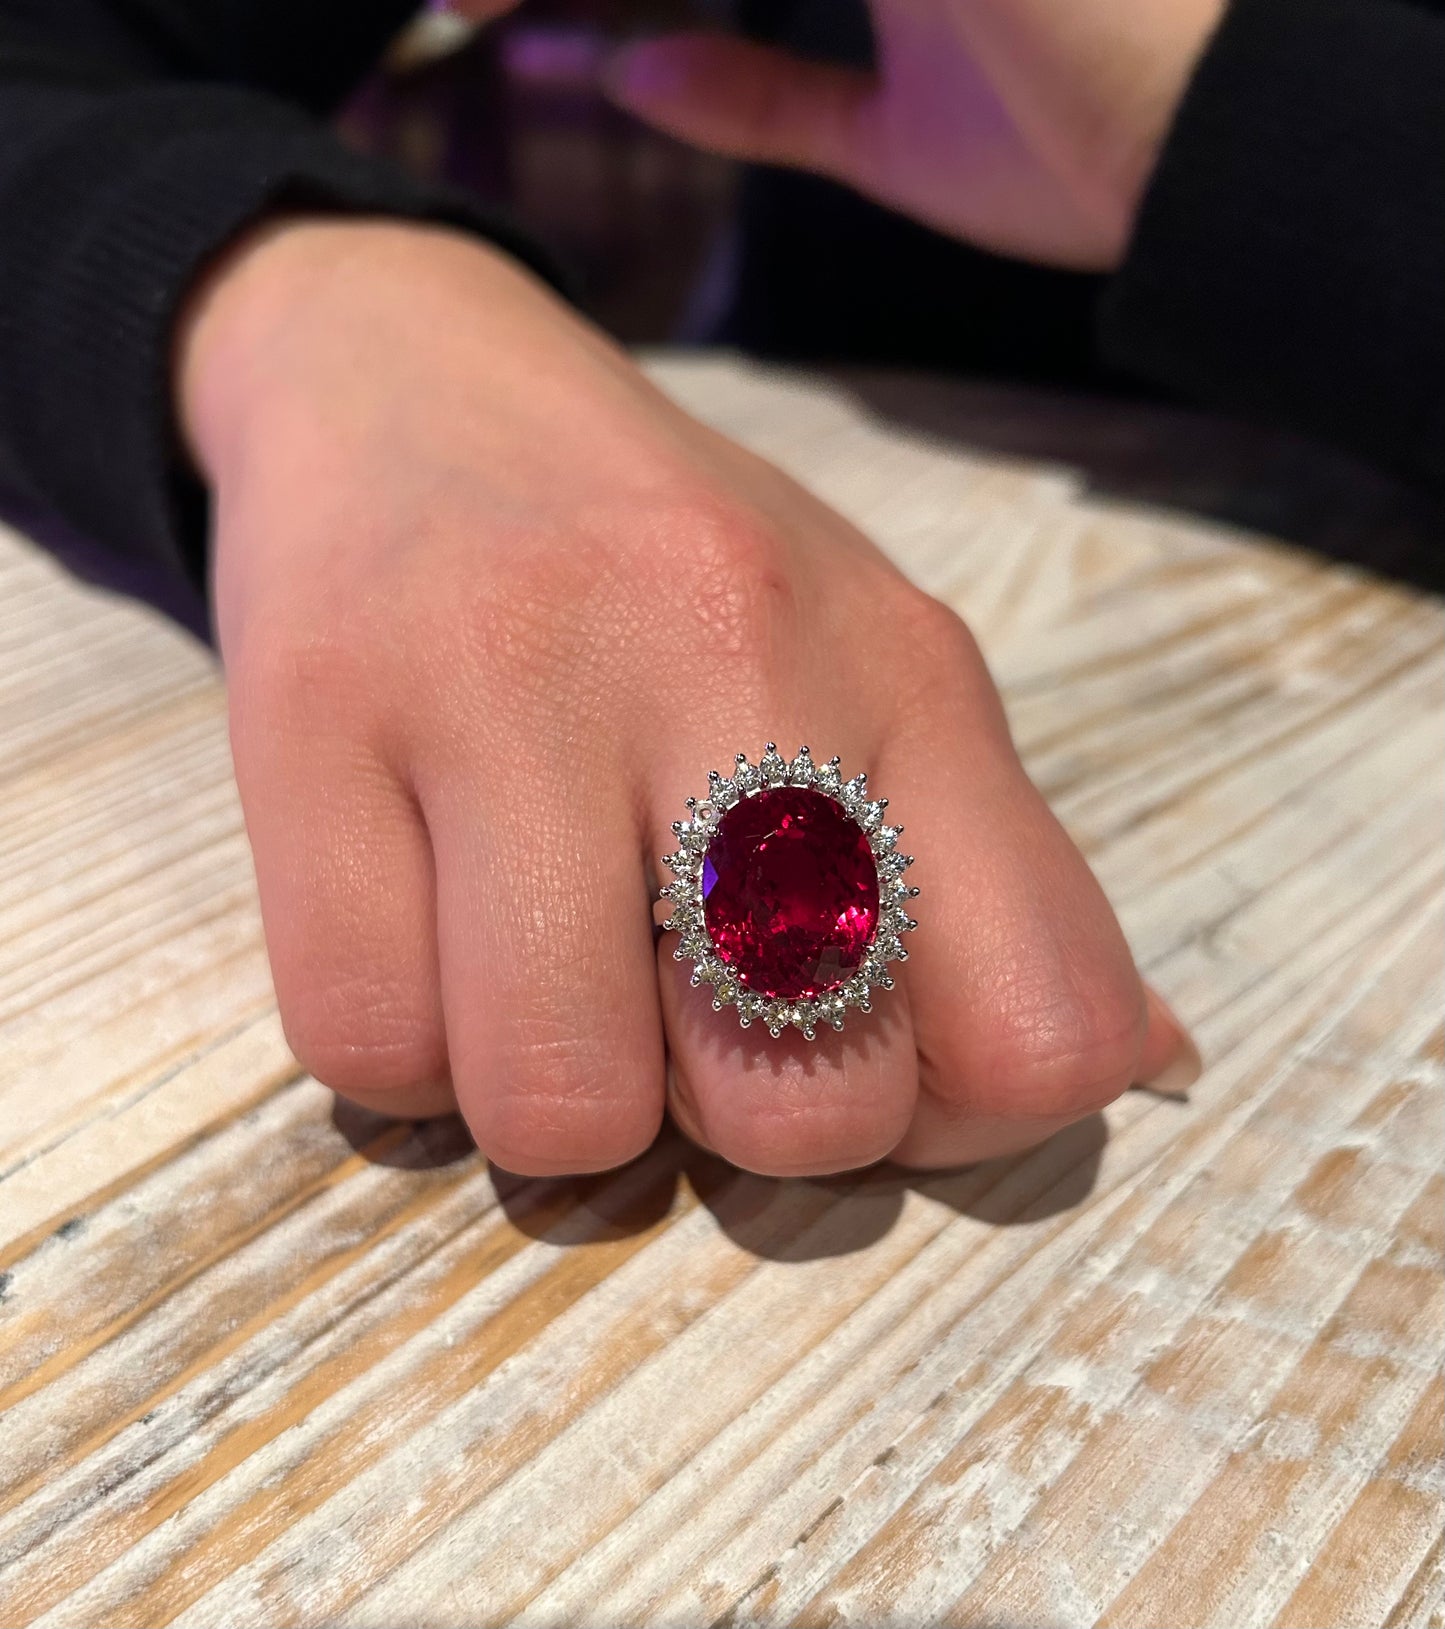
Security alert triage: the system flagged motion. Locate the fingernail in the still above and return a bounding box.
[1146,1042,1203,1099]
[1139,988,1203,1099]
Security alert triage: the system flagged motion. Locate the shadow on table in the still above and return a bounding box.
[837,372,1445,596]
[330,1098,1115,1263]
[330,1098,480,1168]
[482,1110,1110,1264]
[665,1109,1110,1263]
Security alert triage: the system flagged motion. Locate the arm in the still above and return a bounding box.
[0,1,554,627]
[1098,0,1445,493]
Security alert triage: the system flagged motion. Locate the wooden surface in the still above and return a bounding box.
[0,356,1441,1629]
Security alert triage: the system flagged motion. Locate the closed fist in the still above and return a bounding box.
[179,219,1198,1177]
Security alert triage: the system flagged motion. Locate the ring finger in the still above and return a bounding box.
[652,735,919,1178]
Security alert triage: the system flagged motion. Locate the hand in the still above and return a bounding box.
[601,0,1225,270]
[178,217,1198,1177]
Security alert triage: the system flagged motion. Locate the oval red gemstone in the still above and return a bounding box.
[701,786,879,1001]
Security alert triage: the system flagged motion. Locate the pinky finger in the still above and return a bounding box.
[889,981,1200,1169]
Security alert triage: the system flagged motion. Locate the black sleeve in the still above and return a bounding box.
[1099,0,1445,496]
[0,2,559,632]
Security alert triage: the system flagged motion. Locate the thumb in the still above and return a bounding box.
[603,34,874,180]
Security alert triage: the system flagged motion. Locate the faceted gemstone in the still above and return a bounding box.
[701,787,879,1001]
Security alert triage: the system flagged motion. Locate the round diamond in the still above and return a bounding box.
[701,787,880,1001]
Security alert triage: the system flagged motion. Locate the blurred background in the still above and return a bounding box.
[342,2,739,343]
[339,0,1110,384]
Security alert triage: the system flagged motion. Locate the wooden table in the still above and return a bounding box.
[0,357,1440,1629]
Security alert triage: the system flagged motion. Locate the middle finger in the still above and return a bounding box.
[421,748,667,1176]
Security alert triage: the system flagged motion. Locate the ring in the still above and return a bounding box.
[659,744,919,1039]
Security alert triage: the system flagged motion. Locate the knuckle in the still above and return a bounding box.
[433,488,796,737]
[886,593,996,738]
[708,1091,905,1179]
[289,1025,448,1100]
[280,975,446,1096]
[467,1035,662,1175]
[897,592,987,682]
[477,1087,658,1176]
[972,982,1146,1123]
[720,1124,895,1179]
[228,617,378,762]
[413,494,792,726]
[652,493,796,659]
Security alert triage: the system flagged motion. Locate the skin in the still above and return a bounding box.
[573,0,1225,272]
[179,219,1199,1179]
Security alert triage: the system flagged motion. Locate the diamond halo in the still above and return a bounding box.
[658,744,920,1039]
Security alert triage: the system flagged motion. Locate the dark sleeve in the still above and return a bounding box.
[0,3,558,634]
[1098,0,1445,496]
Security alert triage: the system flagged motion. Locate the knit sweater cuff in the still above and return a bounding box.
[0,83,563,611]
[1098,0,1445,490]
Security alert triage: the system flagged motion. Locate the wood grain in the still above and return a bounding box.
[0,357,1440,1629]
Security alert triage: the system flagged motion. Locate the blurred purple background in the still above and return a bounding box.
[341,3,739,341]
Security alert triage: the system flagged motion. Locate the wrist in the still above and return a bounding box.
[174,213,324,481]
[173,215,540,482]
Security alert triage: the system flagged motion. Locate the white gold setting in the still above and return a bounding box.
[658,744,919,1039]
